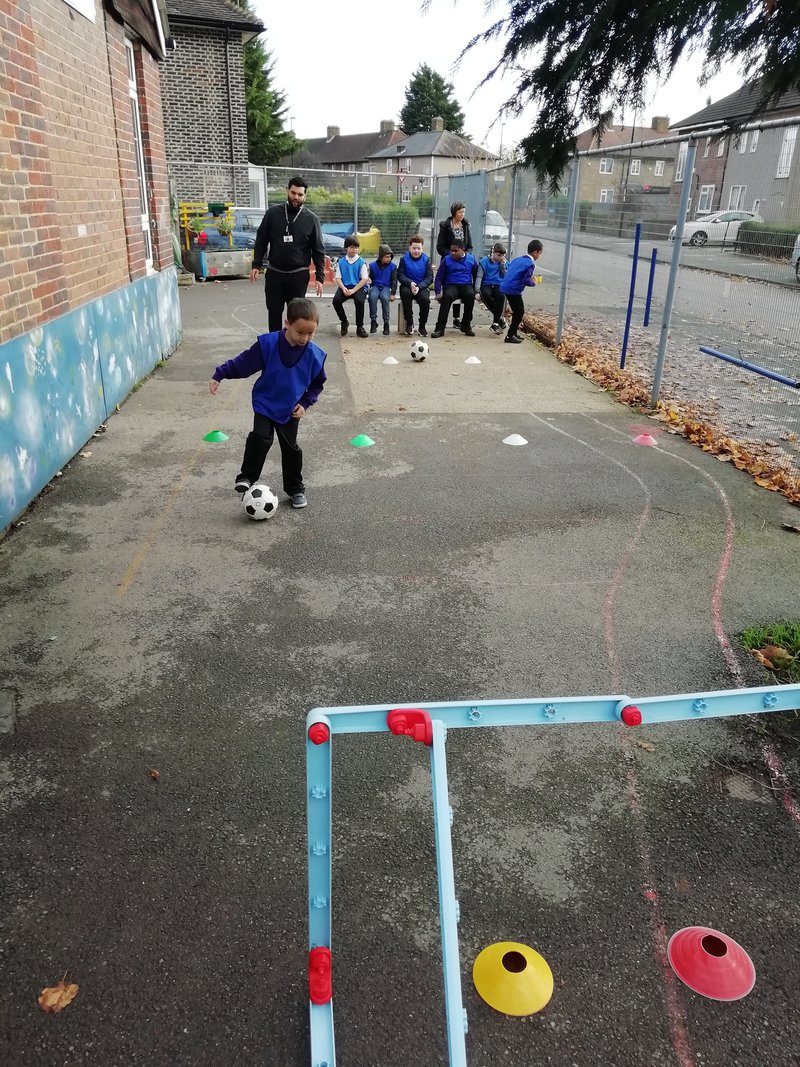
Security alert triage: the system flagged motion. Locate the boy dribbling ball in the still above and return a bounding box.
[208,298,327,510]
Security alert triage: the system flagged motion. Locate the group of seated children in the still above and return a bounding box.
[332,234,543,345]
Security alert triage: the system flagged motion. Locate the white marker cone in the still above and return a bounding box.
[503,434,528,446]
[382,356,399,365]
[464,355,482,364]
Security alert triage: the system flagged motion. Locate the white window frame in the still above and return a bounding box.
[727,185,747,210]
[64,0,95,20]
[777,127,798,178]
[717,138,726,157]
[736,132,748,153]
[599,188,613,203]
[675,142,688,182]
[125,39,152,270]
[460,159,467,173]
[369,165,376,189]
[697,185,715,214]
[703,137,711,158]
[750,130,759,152]
[348,164,356,174]
[599,158,613,174]
[629,159,641,176]
[385,160,393,174]
[752,198,761,215]
[654,160,665,177]
[401,188,411,203]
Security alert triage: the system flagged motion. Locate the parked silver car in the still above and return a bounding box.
[669,210,763,246]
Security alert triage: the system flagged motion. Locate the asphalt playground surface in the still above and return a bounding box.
[2,278,800,1066]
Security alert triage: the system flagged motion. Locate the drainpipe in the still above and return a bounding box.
[225,28,236,202]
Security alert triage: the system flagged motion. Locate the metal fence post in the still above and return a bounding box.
[556,159,580,346]
[430,175,439,260]
[507,164,517,253]
[650,143,696,408]
[354,172,359,236]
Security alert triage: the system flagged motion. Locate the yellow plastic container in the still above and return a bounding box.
[355,226,381,256]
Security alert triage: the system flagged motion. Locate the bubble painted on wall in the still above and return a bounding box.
[0,268,181,532]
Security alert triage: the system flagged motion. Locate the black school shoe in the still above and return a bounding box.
[234,476,251,494]
[460,326,476,337]
[404,325,414,336]
[370,319,378,334]
[357,326,368,338]
[453,317,461,328]
[383,322,390,335]
[419,325,428,337]
[340,323,348,336]
[431,328,445,339]
[504,334,523,344]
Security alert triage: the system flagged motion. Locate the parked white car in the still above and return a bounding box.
[483,210,517,255]
[792,234,800,281]
[669,210,763,247]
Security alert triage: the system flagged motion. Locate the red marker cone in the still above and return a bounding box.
[633,433,657,446]
[668,927,755,1001]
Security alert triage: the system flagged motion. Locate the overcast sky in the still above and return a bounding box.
[253,0,747,154]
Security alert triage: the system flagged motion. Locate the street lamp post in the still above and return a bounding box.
[498,122,506,163]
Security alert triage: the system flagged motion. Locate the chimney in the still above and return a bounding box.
[431,116,444,132]
[380,119,395,135]
[326,125,340,140]
[651,116,670,133]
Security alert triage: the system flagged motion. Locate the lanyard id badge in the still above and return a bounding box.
[284,202,303,244]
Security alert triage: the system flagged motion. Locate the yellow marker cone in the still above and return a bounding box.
[473,942,553,1016]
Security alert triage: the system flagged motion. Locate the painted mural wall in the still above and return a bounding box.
[0,269,181,532]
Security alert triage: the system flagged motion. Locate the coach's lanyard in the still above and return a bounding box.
[285,203,304,233]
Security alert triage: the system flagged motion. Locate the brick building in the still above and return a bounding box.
[161,0,264,203]
[1,0,180,533]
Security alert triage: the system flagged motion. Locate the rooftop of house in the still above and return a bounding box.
[672,81,800,130]
[164,0,264,32]
[370,130,496,160]
[287,126,407,167]
[575,119,677,157]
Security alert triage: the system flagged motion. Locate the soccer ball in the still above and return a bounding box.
[242,483,279,520]
[411,341,429,361]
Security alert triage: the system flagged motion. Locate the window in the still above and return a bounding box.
[64,0,95,20]
[654,160,665,176]
[752,199,761,215]
[750,130,759,152]
[125,39,152,269]
[736,132,748,153]
[349,164,356,174]
[401,188,411,203]
[369,165,376,189]
[727,185,747,210]
[697,185,715,213]
[717,138,726,157]
[703,137,711,158]
[460,159,467,173]
[385,160,393,174]
[361,162,369,173]
[675,142,688,181]
[777,126,798,178]
[629,159,641,176]
[599,189,613,203]
[599,158,613,174]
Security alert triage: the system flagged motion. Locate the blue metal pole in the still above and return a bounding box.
[643,248,658,327]
[430,720,467,1067]
[620,222,641,368]
[699,346,800,388]
[555,160,580,345]
[307,721,336,1066]
[651,143,697,407]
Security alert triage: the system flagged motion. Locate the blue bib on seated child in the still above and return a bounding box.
[400,252,429,284]
[339,256,366,289]
[254,332,326,423]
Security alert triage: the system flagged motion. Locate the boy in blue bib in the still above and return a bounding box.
[368,244,398,335]
[333,236,369,338]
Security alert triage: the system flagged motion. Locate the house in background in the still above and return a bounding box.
[285,120,407,173]
[1,0,180,533]
[161,0,264,204]
[574,117,677,205]
[369,119,498,200]
[671,83,800,223]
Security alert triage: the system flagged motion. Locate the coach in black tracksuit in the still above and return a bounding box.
[250,176,326,332]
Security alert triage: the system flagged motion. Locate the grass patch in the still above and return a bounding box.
[741,620,800,683]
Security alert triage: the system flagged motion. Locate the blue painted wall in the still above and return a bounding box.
[0,268,181,532]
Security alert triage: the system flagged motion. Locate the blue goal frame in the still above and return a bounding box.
[305,683,800,1066]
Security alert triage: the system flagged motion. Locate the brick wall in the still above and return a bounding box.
[0,0,172,345]
[161,24,250,203]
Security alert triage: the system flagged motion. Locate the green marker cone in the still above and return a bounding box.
[203,429,229,442]
[350,434,375,448]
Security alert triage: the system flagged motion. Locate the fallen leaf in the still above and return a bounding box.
[781,523,800,534]
[674,877,690,893]
[761,645,794,669]
[751,649,775,669]
[79,451,92,458]
[635,740,655,752]
[38,976,79,1014]
[398,405,407,411]
[149,769,160,782]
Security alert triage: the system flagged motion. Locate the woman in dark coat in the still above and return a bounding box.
[436,201,473,328]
